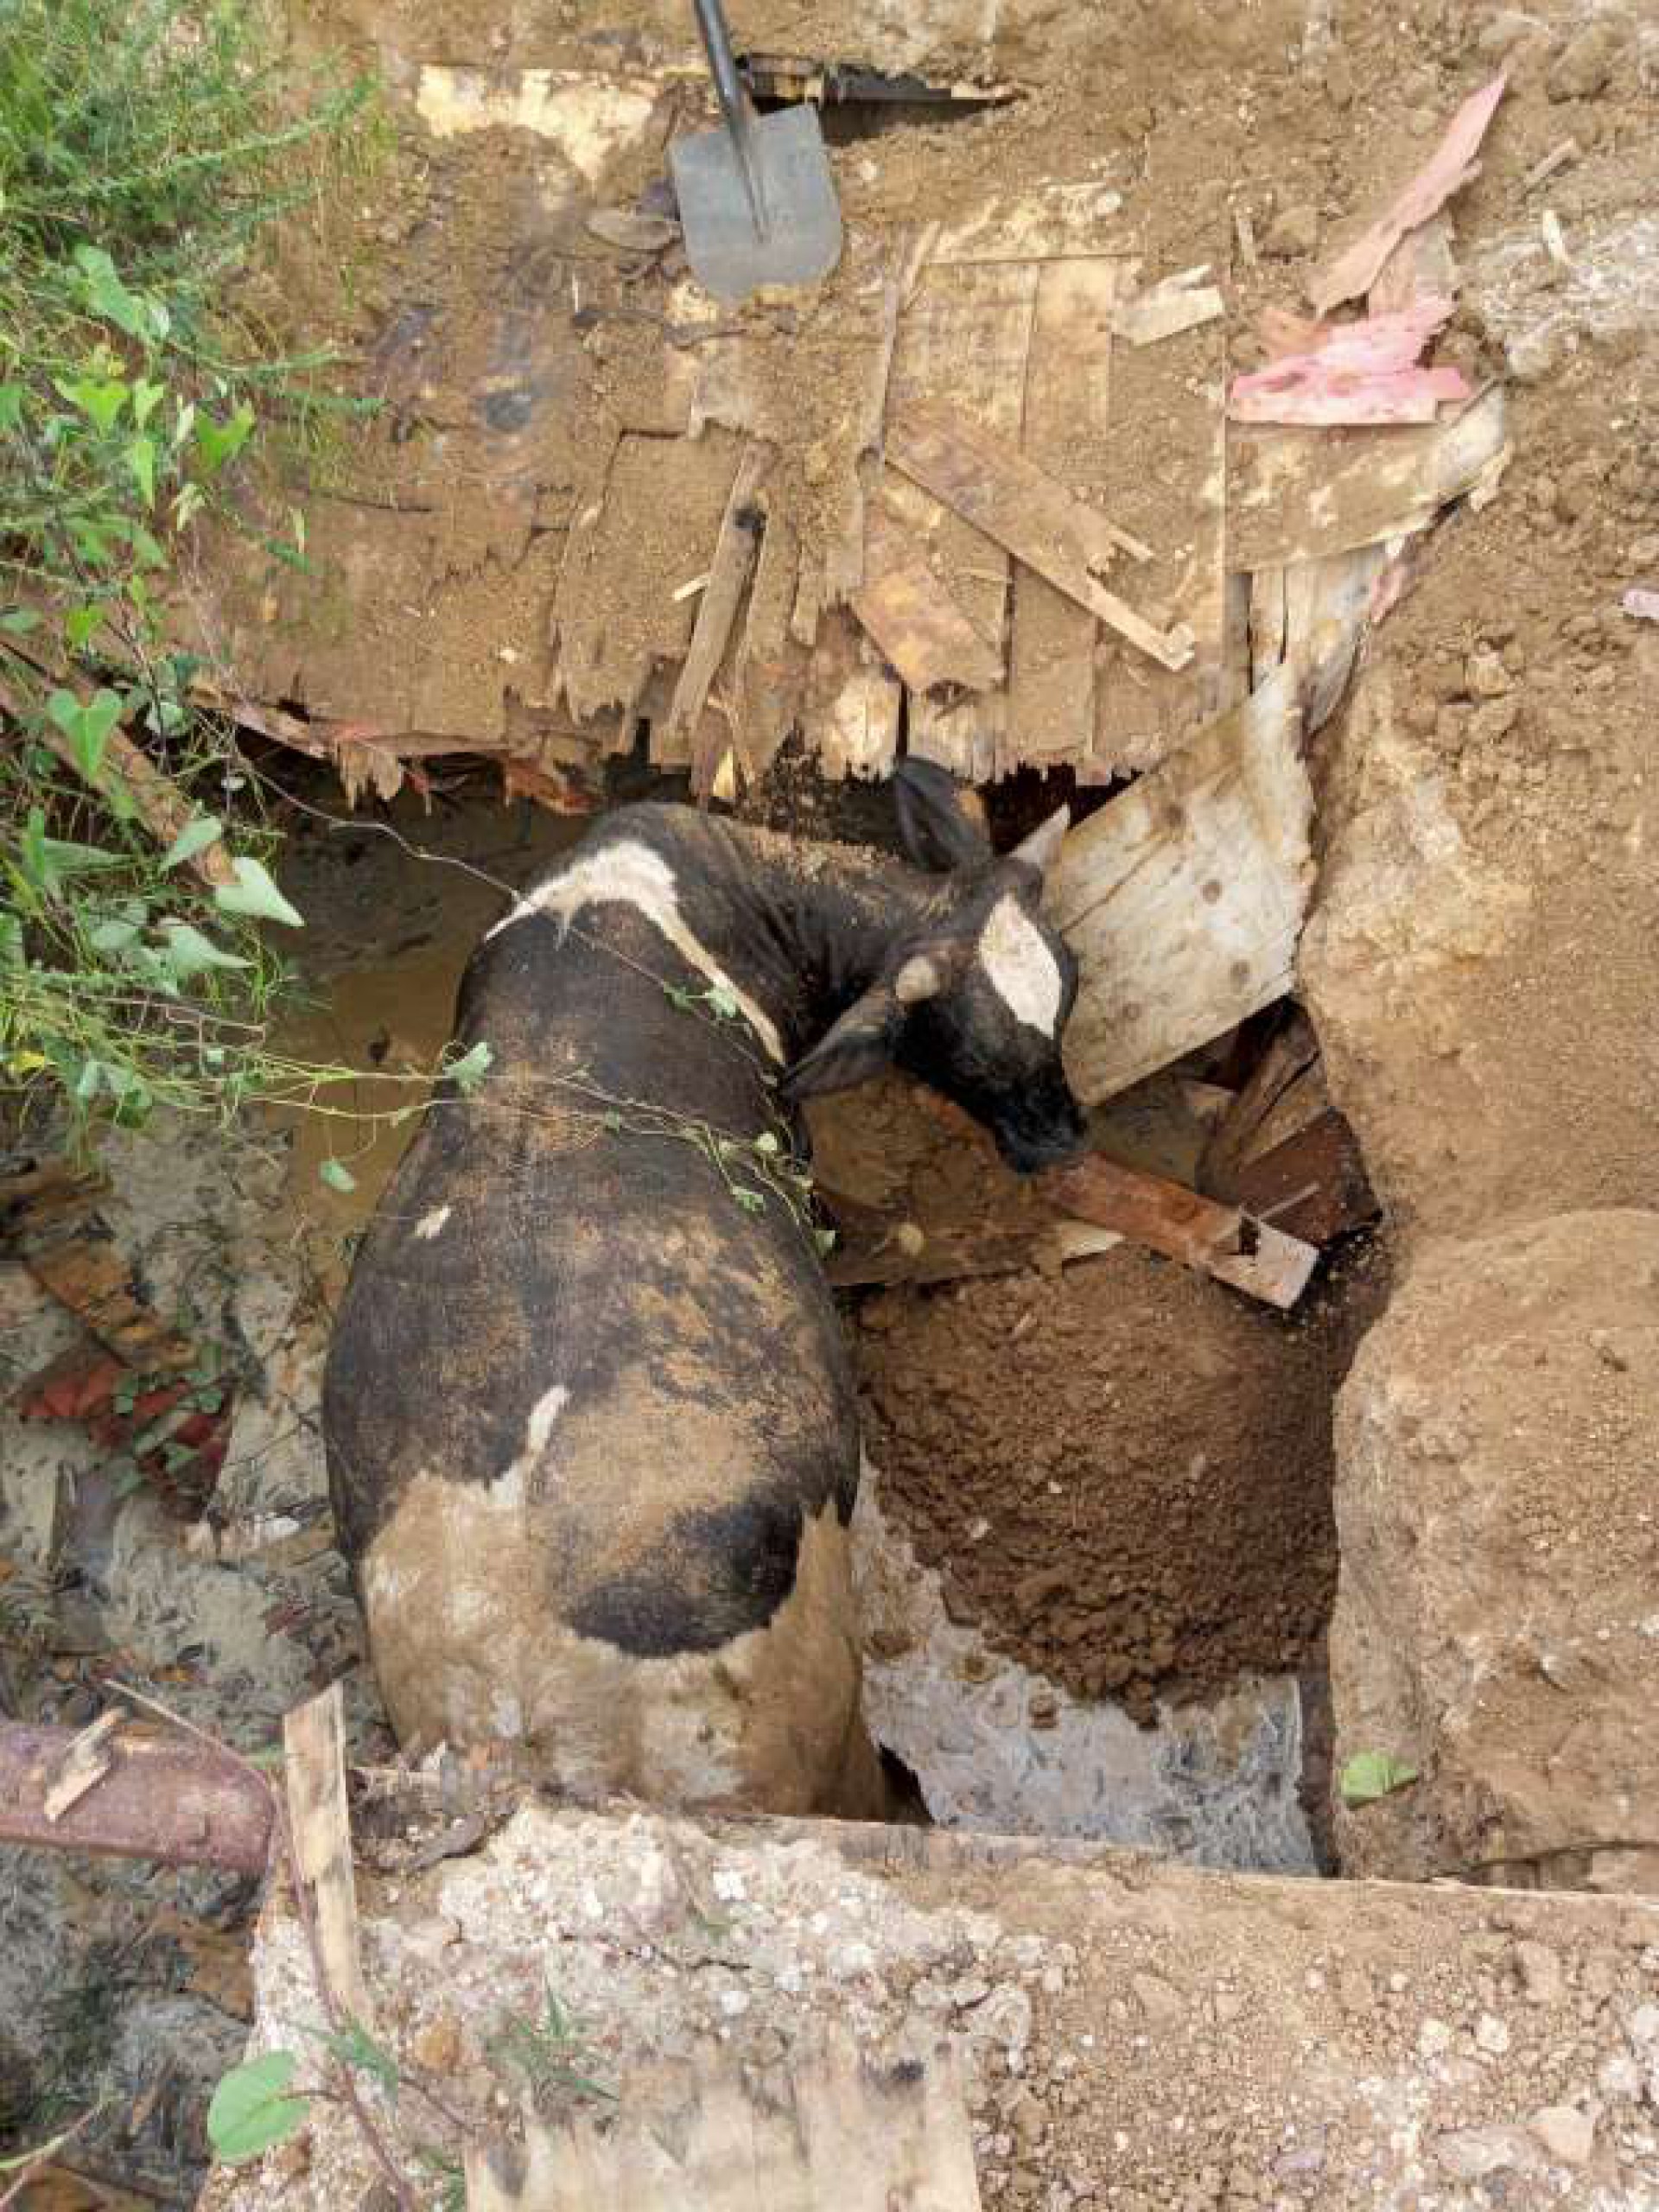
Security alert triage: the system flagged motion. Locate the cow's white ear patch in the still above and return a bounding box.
[413,1203,452,1241]
[979,895,1064,1036]
[493,1382,569,1507]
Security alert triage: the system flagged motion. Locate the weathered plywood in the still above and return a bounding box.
[733,505,808,785]
[852,511,1001,693]
[664,441,772,792]
[283,1684,372,2030]
[555,429,743,721]
[931,181,1125,264]
[887,403,1193,671]
[1048,665,1312,1106]
[1230,385,1509,570]
[1007,258,1121,766]
[802,607,903,780]
[887,258,1040,779]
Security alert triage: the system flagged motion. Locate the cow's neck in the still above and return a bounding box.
[600,810,937,1064]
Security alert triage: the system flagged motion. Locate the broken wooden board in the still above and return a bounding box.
[851,510,1002,693]
[465,2031,982,2210]
[3,1170,195,1376]
[886,258,1040,779]
[668,440,772,793]
[1007,258,1120,768]
[802,607,904,780]
[732,505,808,785]
[1249,543,1389,734]
[1048,664,1313,1107]
[1084,258,1230,779]
[931,181,1125,264]
[41,1710,124,1823]
[1114,267,1225,346]
[1231,1109,1379,1247]
[1230,385,1509,570]
[556,429,744,723]
[887,401,1194,671]
[283,1684,373,2031]
[1046,1154,1319,1310]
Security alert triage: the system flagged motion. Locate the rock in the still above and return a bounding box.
[1465,646,1510,699]
[1515,1939,1565,2005]
[1328,1211,1659,1885]
[1474,2012,1510,2055]
[1433,2126,1540,2181]
[1529,2105,1595,2166]
[410,2009,461,2074]
[1262,204,1320,257]
[1599,2051,1643,2098]
[1547,19,1624,101]
[1506,322,1562,385]
[1132,1971,1185,2024]
[1478,9,1537,61]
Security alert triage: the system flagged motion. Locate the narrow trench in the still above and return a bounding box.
[268,732,1380,1879]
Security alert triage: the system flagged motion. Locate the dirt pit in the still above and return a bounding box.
[857,1249,1345,1727]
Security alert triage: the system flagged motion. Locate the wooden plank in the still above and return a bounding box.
[1231,1109,1379,1246]
[1045,1154,1319,1310]
[1230,385,1509,570]
[1047,665,1313,1107]
[887,401,1195,672]
[802,607,902,781]
[553,430,742,721]
[1198,1010,1320,1198]
[851,512,1001,694]
[283,1684,372,2030]
[1086,254,1229,779]
[1007,258,1119,767]
[733,505,806,786]
[0,1719,273,1872]
[1114,267,1225,346]
[887,259,1040,779]
[931,181,1125,264]
[664,441,772,795]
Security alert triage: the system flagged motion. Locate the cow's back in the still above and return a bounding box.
[323,891,876,1813]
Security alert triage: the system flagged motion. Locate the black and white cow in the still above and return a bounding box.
[323,762,1084,1815]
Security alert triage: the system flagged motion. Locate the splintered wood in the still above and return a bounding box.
[464,2033,982,2211]
[283,1684,373,2031]
[1048,666,1313,1107]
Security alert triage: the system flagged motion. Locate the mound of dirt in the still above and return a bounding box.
[856,1247,1350,1724]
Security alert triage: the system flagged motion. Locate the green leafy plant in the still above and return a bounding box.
[0,0,372,1137]
[485,1982,616,2109]
[1338,1749,1421,1807]
[205,2050,310,2164]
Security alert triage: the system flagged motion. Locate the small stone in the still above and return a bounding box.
[1338,1967,1372,2015]
[1530,2105,1595,2167]
[1507,324,1561,385]
[717,1986,750,2018]
[1262,204,1320,258]
[1007,2088,1046,2149]
[1547,20,1623,102]
[1628,2000,1659,2046]
[1213,1989,1245,2024]
[1516,1939,1566,2003]
[1434,2126,1535,2181]
[1132,1971,1185,2024]
[1466,645,1511,698]
[1474,2012,1512,2055]
[1418,2017,1453,2057]
[410,2009,462,2075]
[1599,2051,1643,2099]
[1478,8,1535,60]
[1471,697,1520,744]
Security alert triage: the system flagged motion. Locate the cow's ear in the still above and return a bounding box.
[780,983,900,1100]
[893,758,994,873]
[1007,804,1070,884]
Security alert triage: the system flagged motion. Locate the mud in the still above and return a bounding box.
[857,1247,1358,1726]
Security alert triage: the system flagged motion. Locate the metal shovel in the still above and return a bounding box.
[670,0,843,302]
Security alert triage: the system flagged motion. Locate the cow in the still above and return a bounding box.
[322,760,1085,1817]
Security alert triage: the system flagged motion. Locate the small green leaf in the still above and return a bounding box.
[213,856,303,929]
[0,384,22,432]
[90,918,141,954]
[703,984,740,1020]
[195,401,255,476]
[663,983,694,1012]
[600,1109,622,1133]
[1338,1751,1420,1808]
[752,1131,779,1156]
[63,603,104,652]
[0,607,39,633]
[732,1188,766,1214]
[57,375,129,435]
[173,480,206,530]
[320,1158,358,1192]
[207,2050,310,2164]
[126,435,156,507]
[814,1227,837,1255]
[444,1039,493,1095]
[130,378,165,429]
[161,815,225,872]
[156,920,251,976]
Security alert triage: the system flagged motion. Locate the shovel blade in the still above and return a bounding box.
[671,102,842,302]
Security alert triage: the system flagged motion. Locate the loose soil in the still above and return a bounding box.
[856,1249,1357,1726]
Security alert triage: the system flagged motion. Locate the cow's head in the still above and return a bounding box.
[781,761,1087,1173]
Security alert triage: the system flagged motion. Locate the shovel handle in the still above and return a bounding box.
[690,0,769,236]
